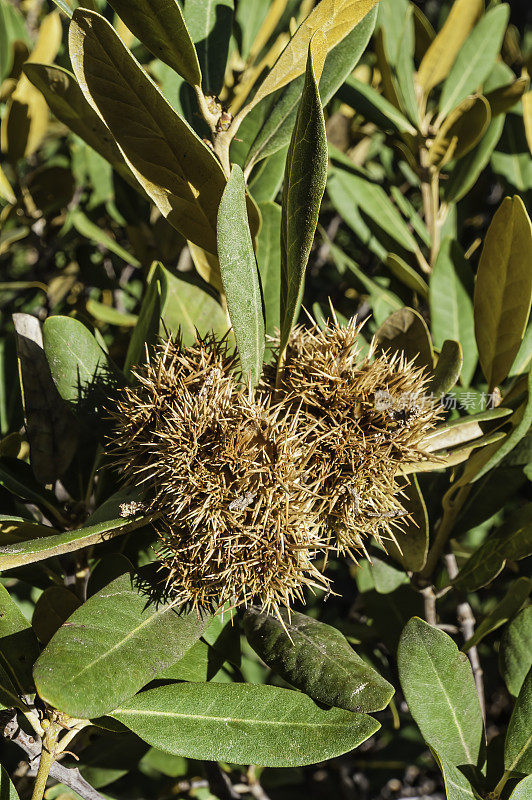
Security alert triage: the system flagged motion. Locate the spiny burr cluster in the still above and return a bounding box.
[109,320,440,615]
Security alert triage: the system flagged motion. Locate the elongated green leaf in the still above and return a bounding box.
[279,38,327,353]
[86,299,138,328]
[438,5,510,119]
[34,572,211,718]
[425,407,511,454]
[0,583,40,705]
[500,606,532,698]
[386,254,429,299]
[249,147,287,204]
[0,515,58,545]
[217,165,264,385]
[431,239,477,386]
[454,505,532,592]
[444,114,505,204]
[430,340,463,396]
[328,241,403,319]
[256,202,281,343]
[398,617,483,767]
[417,0,482,93]
[70,210,140,267]
[463,577,531,652]
[243,607,394,713]
[107,0,200,87]
[243,7,377,170]
[112,682,379,767]
[0,512,149,572]
[505,669,532,776]
[327,169,419,253]
[13,313,79,485]
[184,0,233,95]
[431,749,478,800]
[474,196,532,391]
[386,476,429,571]
[69,9,227,254]
[250,0,379,109]
[395,5,419,127]
[23,64,138,190]
[340,76,416,134]
[0,767,21,800]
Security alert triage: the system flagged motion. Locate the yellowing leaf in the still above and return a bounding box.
[474,196,532,390]
[69,9,227,254]
[417,0,483,94]
[250,0,379,110]
[429,94,491,168]
[523,90,532,156]
[1,11,62,160]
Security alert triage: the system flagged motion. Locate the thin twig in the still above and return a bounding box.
[443,555,487,725]
[1,712,106,800]
[421,585,437,625]
[203,761,240,800]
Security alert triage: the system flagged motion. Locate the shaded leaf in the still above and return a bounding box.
[340,76,416,134]
[485,77,530,117]
[500,606,532,698]
[32,586,81,645]
[386,476,428,572]
[462,577,531,652]
[243,607,394,713]
[429,95,491,169]
[69,9,227,253]
[13,313,79,485]
[33,572,211,718]
[398,617,483,767]
[107,0,201,87]
[0,766,20,800]
[445,114,506,203]
[424,407,511,454]
[279,37,327,353]
[474,196,532,391]
[431,239,477,386]
[0,583,40,704]
[385,254,429,299]
[505,669,532,776]
[184,0,233,95]
[375,308,433,371]
[112,682,380,767]
[454,505,532,592]
[430,340,463,396]
[256,202,281,343]
[217,165,264,385]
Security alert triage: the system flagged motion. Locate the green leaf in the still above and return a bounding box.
[69,9,227,254]
[327,168,419,254]
[279,38,327,353]
[438,5,510,120]
[500,606,532,698]
[386,476,429,571]
[340,75,416,135]
[0,766,21,800]
[0,458,64,523]
[394,5,419,127]
[32,586,81,645]
[462,577,531,652]
[385,254,429,299]
[256,202,281,343]
[445,114,506,203]
[474,195,532,391]
[454,505,532,592]
[0,515,58,545]
[431,239,477,386]
[112,682,380,767]
[431,749,479,800]
[33,572,211,719]
[0,512,149,572]
[86,299,138,328]
[491,115,532,193]
[430,340,464,396]
[217,164,264,385]
[243,607,394,713]
[42,315,123,436]
[398,617,483,767]
[250,0,379,109]
[249,147,287,204]
[184,0,233,95]
[375,307,433,371]
[242,6,377,170]
[511,776,532,800]
[417,0,482,94]
[70,210,140,267]
[13,313,79,485]
[22,64,138,190]
[106,0,201,87]
[0,583,40,705]
[505,668,532,776]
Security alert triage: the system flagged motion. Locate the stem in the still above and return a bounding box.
[418,484,471,580]
[492,770,511,799]
[31,725,59,800]
[421,585,437,625]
